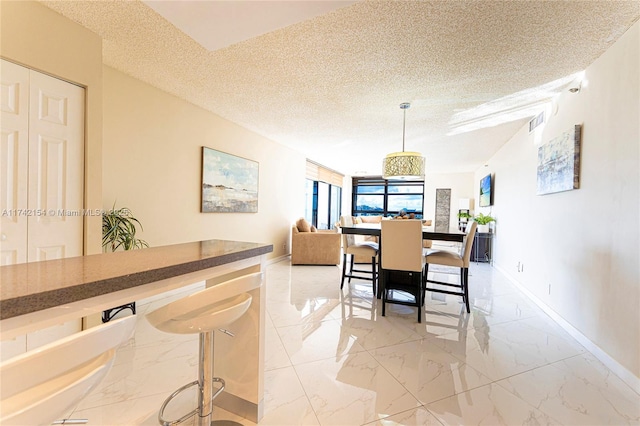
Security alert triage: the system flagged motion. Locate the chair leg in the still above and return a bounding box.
[348,254,354,283]
[460,268,466,304]
[381,270,387,317]
[463,267,470,313]
[371,255,377,296]
[422,263,429,306]
[418,273,422,323]
[340,253,347,289]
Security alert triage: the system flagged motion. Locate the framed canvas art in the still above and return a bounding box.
[201,147,259,213]
[536,125,582,196]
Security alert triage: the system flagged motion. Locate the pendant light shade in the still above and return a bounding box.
[382,103,425,180]
[382,151,425,179]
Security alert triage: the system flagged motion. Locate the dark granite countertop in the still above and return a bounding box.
[0,239,273,320]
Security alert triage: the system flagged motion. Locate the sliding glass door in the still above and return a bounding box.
[305,179,342,230]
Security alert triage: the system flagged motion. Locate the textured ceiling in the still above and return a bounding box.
[41,0,640,175]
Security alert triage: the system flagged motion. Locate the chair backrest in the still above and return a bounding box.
[339,215,356,248]
[381,219,424,272]
[461,221,477,267]
[0,315,136,426]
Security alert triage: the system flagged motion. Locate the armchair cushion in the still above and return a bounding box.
[360,215,383,224]
[296,217,311,232]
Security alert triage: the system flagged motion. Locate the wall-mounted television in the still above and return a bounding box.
[479,173,493,207]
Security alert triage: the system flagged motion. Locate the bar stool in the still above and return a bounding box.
[146,272,262,426]
[0,315,136,426]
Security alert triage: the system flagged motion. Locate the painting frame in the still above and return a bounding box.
[536,124,582,196]
[201,147,259,213]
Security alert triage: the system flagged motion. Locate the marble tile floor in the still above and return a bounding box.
[68,260,640,425]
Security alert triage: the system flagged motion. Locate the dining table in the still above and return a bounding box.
[339,222,466,299]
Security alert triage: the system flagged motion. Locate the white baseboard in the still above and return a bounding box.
[267,254,290,265]
[495,264,640,394]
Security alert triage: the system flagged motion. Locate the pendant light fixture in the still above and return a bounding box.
[382,102,425,180]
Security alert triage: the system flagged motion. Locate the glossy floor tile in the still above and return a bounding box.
[67,260,639,425]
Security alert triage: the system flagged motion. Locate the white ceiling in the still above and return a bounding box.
[41,0,640,176]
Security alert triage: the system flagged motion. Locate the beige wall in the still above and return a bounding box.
[102,66,306,258]
[479,21,639,381]
[0,1,104,254]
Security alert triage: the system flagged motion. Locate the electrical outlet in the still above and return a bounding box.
[282,243,286,250]
[548,283,551,295]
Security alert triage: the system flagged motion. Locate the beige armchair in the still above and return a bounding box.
[291,219,341,265]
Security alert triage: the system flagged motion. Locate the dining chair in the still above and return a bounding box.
[339,216,378,295]
[423,221,477,313]
[422,219,433,249]
[380,219,426,322]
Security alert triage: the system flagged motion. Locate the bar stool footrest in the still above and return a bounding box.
[158,378,227,426]
[158,380,199,426]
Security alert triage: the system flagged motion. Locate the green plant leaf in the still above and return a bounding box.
[102,204,149,252]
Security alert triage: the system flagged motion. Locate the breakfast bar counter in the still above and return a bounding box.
[0,239,273,422]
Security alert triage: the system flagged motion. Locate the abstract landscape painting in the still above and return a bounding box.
[536,125,581,196]
[202,147,258,213]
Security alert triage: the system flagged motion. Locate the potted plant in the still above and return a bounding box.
[101,204,148,322]
[457,210,473,231]
[474,213,495,233]
[102,205,149,252]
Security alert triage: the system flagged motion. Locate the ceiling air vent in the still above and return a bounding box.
[529,111,545,133]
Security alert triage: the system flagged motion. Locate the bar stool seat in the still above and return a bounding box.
[147,293,252,335]
[0,316,136,426]
[146,272,261,426]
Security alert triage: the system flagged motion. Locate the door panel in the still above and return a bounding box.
[27,69,84,260]
[0,60,29,265]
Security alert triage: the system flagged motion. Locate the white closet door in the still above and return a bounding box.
[0,60,29,265]
[27,68,84,261]
[0,60,85,359]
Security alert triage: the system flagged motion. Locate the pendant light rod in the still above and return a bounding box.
[382,101,424,180]
[400,102,410,152]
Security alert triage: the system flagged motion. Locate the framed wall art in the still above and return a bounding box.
[201,147,259,213]
[536,124,582,196]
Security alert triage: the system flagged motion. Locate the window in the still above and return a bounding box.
[304,179,317,225]
[352,176,424,218]
[304,160,343,230]
[305,180,342,229]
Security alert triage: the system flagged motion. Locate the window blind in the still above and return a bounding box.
[306,160,344,187]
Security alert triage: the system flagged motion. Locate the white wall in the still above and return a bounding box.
[424,172,475,226]
[102,66,307,259]
[479,21,639,382]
